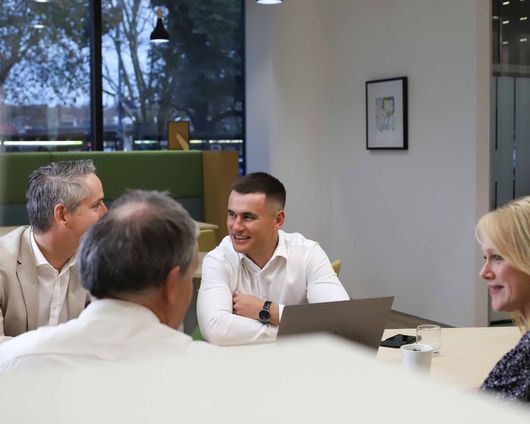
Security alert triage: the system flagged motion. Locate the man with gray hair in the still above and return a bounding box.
[0,160,107,340]
[0,190,209,369]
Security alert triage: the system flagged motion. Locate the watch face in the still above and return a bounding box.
[259,309,271,323]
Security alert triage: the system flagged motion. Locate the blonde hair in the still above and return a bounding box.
[476,196,530,332]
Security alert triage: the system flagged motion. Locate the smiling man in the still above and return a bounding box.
[197,172,349,346]
[0,190,211,371]
[0,160,107,341]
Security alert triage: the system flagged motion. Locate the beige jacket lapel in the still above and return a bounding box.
[65,266,89,318]
[15,227,39,331]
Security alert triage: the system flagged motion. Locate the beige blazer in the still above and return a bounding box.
[0,226,89,337]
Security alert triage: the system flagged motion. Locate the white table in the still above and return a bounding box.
[2,334,530,423]
[377,326,521,388]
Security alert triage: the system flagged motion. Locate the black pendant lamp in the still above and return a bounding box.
[150,9,169,44]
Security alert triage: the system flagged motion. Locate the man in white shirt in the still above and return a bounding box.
[0,190,209,371]
[0,160,107,341]
[197,172,349,346]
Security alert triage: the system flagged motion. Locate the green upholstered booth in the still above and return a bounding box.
[0,153,53,225]
[0,150,238,237]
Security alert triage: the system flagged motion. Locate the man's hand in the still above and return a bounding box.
[232,291,279,326]
[232,290,263,320]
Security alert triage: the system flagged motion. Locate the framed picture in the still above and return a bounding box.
[365,76,408,150]
[167,121,190,150]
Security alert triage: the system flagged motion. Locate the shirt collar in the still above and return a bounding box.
[81,298,163,323]
[238,230,288,267]
[30,228,76,271]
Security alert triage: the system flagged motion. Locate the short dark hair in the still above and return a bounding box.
[26,160,96,233]
[230,172,286,209]
[77,190,197,299]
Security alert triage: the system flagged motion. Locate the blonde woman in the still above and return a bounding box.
[476,196,530,402]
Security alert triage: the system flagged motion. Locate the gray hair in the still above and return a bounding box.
[26,159,97,233]
[77,190,198,299]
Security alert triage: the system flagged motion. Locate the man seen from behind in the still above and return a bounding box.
[0,190,209,370]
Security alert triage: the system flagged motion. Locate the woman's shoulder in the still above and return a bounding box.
[497,330,530,370]
[518,330,530,355]
[513,330,530,354]
[481,330,530,402]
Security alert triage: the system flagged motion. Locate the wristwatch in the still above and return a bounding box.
[258,300,272,324]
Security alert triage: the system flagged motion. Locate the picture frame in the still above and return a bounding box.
[365,76,408,150]
[167,121,190,150]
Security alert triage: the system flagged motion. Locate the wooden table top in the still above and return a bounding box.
[377,326,521,388]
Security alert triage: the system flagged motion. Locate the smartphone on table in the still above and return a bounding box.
[380,334,416,348]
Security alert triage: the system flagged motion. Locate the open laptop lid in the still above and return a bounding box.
[277,297,394,350]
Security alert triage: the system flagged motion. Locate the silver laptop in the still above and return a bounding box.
[277,297,394,350]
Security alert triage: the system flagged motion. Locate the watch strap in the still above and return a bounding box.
[259,300,272,323]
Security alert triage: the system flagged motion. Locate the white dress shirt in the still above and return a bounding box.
[31,231,75,327]
[197,230,349,346]
[0,299,213,372]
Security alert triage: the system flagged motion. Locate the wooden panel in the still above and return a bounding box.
[167,121,190,150]
[202,151,239,242]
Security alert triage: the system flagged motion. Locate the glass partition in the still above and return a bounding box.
[492,0,530,209]
[0,0,245,173]
[101,0,244,172]
[0,0,91,152]
[490,0,530,323]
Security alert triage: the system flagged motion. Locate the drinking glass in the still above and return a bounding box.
[416,324,441,354]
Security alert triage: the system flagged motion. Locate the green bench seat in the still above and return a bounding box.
[0,151,203,225]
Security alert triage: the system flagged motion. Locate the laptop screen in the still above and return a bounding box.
[277,297,394,350]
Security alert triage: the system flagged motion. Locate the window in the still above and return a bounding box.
[0,0,245,171]
[491,0,530,209]
[0,0,91,152]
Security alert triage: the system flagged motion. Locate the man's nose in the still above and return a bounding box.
[232,216,244,231]
[100,202,108,216]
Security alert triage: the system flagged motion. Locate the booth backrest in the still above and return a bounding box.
[0,150,238,240]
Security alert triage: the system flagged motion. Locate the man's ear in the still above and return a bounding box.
[53,203,67,227]
[275,210,285,229]
[161,264,182,305]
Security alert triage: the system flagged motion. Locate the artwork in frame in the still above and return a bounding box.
[365,76,408,150]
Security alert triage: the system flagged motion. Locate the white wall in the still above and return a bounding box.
[246,0,490,326]
[246,0,330,239]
